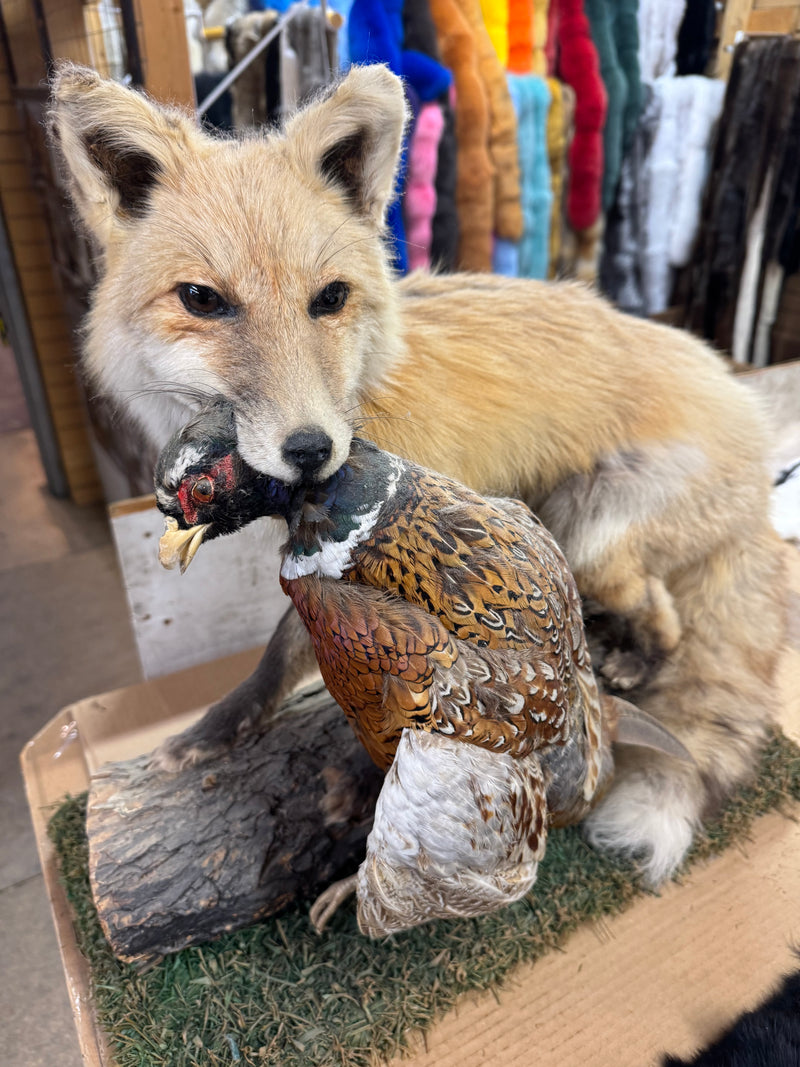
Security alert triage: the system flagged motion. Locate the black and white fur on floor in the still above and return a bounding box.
[662,963,800,1067]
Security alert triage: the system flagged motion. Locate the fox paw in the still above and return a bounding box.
[600,648,650,692]
[148,702,257,773]
[149,730,222,773]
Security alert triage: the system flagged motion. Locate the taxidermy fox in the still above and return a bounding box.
[49,62,785,886]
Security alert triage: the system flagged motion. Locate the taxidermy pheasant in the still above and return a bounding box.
[156,397,689,936]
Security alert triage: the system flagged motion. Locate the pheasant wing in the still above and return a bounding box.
[284,575,458,766]
[489,495,605,800]
[290,575,583,763]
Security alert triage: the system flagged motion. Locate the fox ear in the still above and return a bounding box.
[285,65,408,227]
[48,64,202,250]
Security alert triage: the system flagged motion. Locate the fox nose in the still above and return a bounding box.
[282,427,334,480]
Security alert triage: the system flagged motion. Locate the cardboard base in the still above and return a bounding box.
[21,549,800,1067]
[400,812,800,1066]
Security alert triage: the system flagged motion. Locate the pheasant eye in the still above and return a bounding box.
[191,476,214,504]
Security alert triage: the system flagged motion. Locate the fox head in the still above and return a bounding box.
[48,64,408,484]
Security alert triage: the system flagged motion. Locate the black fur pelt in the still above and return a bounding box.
[676,0,716,77]
[662,968,800,1067]
[684,37,800,353]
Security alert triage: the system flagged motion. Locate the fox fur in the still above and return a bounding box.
[48,63,786,885]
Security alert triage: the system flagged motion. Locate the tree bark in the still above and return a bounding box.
[86,683,383,968]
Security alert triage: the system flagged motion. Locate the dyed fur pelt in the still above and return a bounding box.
[532,0,550,76]
[584,0,627,213]
[429,0,494,270]
[348,0,452,273]
[479,0,508,65]
[431,90,460,270]
[548,0,606,280]
[507,74,552,279]
[545,76,570,275]
[455,0,524,241]
[508,0,534,72]
[348,0,410,271]
[492,235,519,275]
[580,0,641,212]
[610,0,642,154]
[549,0,607,232]
[404,102,444,269]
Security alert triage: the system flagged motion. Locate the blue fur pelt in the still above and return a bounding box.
[662,968,800,1067]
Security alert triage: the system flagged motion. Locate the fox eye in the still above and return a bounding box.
[309,281,349,318]
[191,476,214,503]
[178,283,234,318]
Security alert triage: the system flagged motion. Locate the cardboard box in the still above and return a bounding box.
[21,546,800,1067]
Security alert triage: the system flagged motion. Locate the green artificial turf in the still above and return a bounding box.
[48,730,800,1067]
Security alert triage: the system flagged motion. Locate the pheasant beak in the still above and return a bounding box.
[158,517,210,574]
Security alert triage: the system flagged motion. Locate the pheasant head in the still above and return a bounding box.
[154,396,295,571]
[155,395,402,574]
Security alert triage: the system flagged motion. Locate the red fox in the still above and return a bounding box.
[49,63,785,885]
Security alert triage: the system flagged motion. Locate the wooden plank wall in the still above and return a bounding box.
[717,0,800,78]
[0,0,194,504]
[0,3,102,505]
[136,0,195,107]
[748,0,800,35]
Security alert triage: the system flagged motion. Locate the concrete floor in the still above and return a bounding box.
[1,344,142,1064]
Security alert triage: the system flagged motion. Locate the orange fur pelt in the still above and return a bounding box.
[455,0,524,241]
[508,0,534,72]
[429,0,494,269]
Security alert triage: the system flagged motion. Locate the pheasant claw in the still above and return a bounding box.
[309,873,358,933]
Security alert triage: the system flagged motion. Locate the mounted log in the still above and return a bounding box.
[84,604,639,968]
[86,682,383,968]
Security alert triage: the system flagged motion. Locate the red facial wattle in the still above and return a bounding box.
[176,454,235,525]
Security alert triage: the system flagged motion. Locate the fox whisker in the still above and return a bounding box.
[314,218,355,272]
[317,234,381,271]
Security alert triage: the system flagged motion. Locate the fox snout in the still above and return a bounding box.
[282,427,334,481]
[235,404,354,487]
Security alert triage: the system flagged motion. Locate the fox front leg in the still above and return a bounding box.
[151,607,319,771]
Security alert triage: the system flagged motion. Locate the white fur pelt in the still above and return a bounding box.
[668,77,726,268]
[637,0,687,81]
[641,76,725,315]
